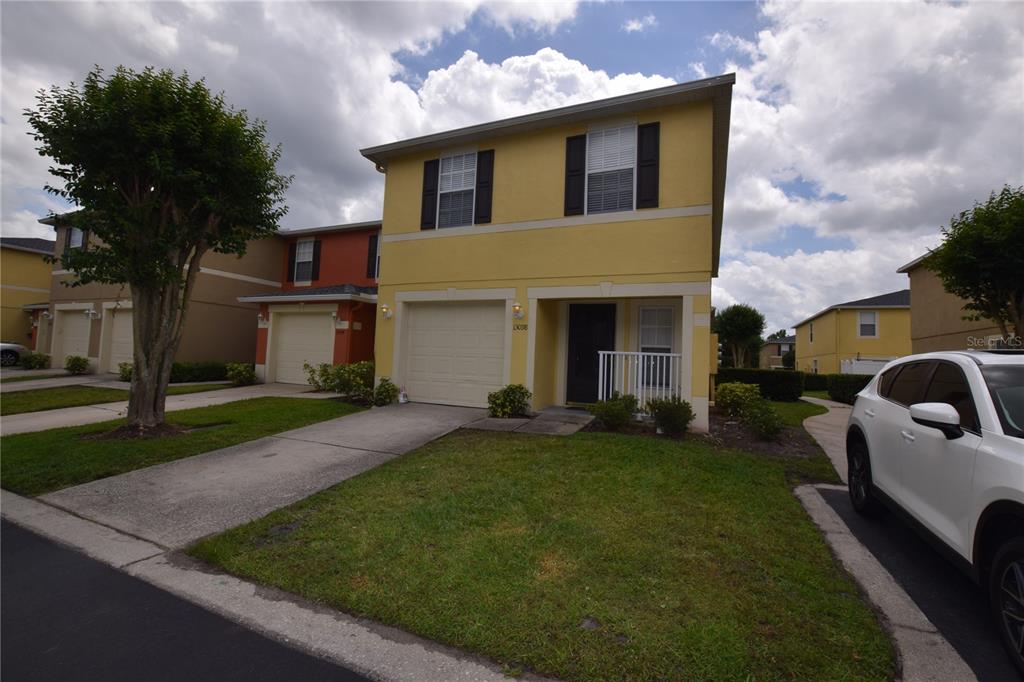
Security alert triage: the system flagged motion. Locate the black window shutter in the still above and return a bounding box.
[564,134,587,216]
[421,159,440,229]
[310,239,322,281]
[286,242,297,282]
[366,233,379,278]
[636,122,660,209]
[474,150,495,224]
[81,230,90,251]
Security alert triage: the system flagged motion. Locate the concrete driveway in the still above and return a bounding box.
[40,403,484,548]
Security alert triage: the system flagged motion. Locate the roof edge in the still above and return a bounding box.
[277,220,381,238]
[238,293,378,304]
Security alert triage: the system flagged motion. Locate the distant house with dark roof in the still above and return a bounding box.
[1,237,55,348]
[759,334,795,369]
[793,289,911,374]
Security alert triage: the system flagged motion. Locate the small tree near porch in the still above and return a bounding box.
[27,66,290,433]
[714,303,766,369]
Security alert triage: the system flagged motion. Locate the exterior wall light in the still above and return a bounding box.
[83,309,100,320]
[512,301,525,319]
[381,304,393,320]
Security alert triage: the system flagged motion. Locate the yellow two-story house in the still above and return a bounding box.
[361,75,734,431]
[1,237,54,351]
[794,290,912,375]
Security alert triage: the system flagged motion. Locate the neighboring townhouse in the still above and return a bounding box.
[759,334,795,369]
[38,216,282,371]
[1,237,54,349]
[794,290,912,375]
[361,74,735,431]
[239,221,380,384]
[898,252,1006,352]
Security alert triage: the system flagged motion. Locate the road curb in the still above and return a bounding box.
[794,484,976,682]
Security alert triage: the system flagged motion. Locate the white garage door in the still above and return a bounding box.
[272,313,335,384]
[404,301,505,407]
[55,311,91,364]
[107,310,133,371]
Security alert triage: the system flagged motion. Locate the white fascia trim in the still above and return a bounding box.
[237,294,377,304]
[0,284,51,294]
[527,281,710,299]
[101,300,132,310]
[268,303,338,314]
[198,267,281,288]
[382,204,712,244]
[395,288,516,302]
[53,302,95,311]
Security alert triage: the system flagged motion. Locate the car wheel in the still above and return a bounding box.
[990,538,1024,676]
[847,437,883,517]
[0,350,17,367]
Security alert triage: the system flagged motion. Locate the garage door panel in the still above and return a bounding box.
[403,301,505,407]
[108,312,133,371]
[56,312,91,363]
[272,313,334,384]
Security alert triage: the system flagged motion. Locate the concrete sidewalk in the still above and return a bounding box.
[1,374,101,393]
[1,383,329,436]
[800,395,852,482]
[39,402,484,548]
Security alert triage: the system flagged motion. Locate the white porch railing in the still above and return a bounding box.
[597,350,683,409]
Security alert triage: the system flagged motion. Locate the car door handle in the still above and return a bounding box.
[900,430,915,442]
[864,408,876,418]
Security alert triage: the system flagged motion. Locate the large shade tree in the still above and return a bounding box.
[926,185,1024,342]
[714,303,766,369]
[27,66,290,433]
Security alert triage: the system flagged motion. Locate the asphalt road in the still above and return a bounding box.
[820,488,1020,682]
[1,520,367,682]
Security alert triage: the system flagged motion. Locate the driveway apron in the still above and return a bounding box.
[39,403,484,548]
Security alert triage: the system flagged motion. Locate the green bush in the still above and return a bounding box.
[827,373,874,405]
[333,361,375,401]
[588,393,638,432]
[64,355,90,375]
[19,352,50,370]
[373,377,400,407]
[226,363,257,386]
[646,396,695,437]
[118,362,133,382]
[302,362,334,391]
[716,368,804,401]
[716,382,762,418]
[169,361,227,383]
[487,384,532,418]
[740,398,784,441]
[803,373,828,391]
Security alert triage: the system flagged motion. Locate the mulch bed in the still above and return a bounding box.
[703,407,823,459]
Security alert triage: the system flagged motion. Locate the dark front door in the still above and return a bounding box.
[566,303,616,404]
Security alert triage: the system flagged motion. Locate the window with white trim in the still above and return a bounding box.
[640,307,673,387]
[68,227,84,250]
[858,311,878,338]
[587,124,636,214]
[438,152,476,228]
[294,239,314,282]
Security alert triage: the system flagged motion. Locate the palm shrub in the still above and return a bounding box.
[646,396,695,437]
[487,384,532,418]
[715,382,761,417]
[64,355,90,375]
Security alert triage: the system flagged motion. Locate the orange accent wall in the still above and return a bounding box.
[281,227,379,290]
[332,301,376,365]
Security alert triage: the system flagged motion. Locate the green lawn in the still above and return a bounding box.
[191,430,893,681]
[770,399,828,426]
[0,372,67,384]
[0,383,229,416]
[803,390,830,400]
[0,397,362,496]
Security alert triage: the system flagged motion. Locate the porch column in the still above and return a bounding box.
[680,295,694,401]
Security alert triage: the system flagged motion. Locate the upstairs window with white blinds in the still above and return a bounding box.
[587,124,636,214]
[438,152,476,228]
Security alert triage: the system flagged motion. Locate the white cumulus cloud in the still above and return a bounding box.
[622,14,657,33]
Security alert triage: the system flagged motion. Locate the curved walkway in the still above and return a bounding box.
[800,396,852,482]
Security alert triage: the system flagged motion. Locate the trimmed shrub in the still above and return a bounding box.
[226,363,257,386]
[64,355,90,375]
[803,373,828,391]
[373,377,400,407]
[716,368,804,401]
[169,361,227,383]
[487,384,532,418]
[118,362,133,382]
[588,393,638,432]
[303,362,334,391]
[19,352,50,370]
[716,382,762,418]
[333,361,375,401]
[827,373,874,405]
[740,398,784,441]
[646,396,695,437]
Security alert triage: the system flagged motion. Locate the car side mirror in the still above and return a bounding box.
[910,402,964,440]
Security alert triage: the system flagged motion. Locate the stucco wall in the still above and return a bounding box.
[906,265,1003,352]
[1,248,51,344]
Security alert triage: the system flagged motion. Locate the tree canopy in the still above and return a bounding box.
[714,304,766,369]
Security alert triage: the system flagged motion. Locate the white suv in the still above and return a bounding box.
[845,350,1024,672]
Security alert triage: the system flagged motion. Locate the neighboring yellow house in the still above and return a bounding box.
[360,74,735,431]
[794,290,912,375]
[1,237,54,349]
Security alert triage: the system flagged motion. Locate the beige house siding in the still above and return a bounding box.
[904,264,1003,353]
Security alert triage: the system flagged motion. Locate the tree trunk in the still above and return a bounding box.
[126,244,206,432]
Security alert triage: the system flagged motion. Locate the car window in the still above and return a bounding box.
[878,366,901,398]
[887,361,933,406]
[981,365,1024,438]
[923,362,980,431]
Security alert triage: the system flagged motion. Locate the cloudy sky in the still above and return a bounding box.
[2,1,1022,331]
